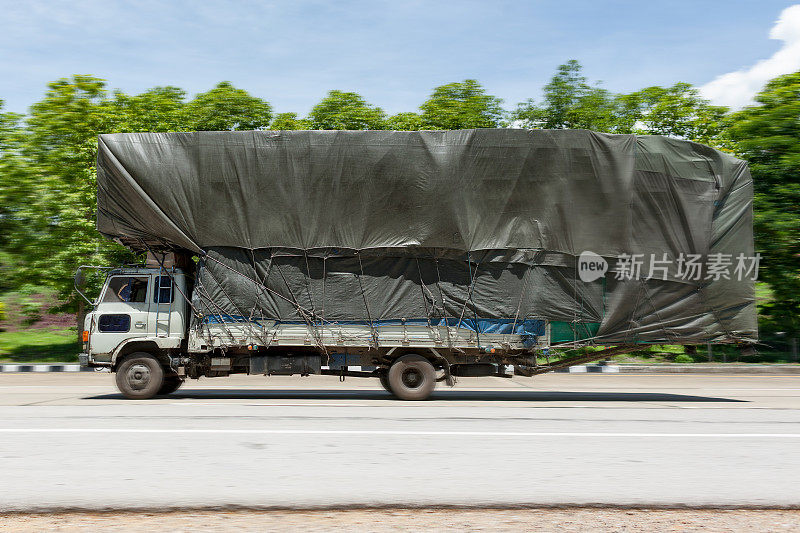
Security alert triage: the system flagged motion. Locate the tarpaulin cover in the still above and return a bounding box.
[96,129,756,344]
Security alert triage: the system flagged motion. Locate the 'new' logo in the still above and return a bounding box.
[578,251,608,282]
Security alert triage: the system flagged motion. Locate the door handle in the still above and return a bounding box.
[134,322,146,329]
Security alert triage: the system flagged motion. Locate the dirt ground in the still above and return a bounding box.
[2,509,800,532]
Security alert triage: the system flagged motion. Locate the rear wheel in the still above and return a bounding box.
[387,354,436,400]
[115,353,165,400]
[378,372,391,392]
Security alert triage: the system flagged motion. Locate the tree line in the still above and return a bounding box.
[0,60,797,339]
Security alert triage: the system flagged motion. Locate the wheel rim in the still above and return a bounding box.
[126,363,151,390]
[401,367,423,389]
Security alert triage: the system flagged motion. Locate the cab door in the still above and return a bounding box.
[90,275,152,355]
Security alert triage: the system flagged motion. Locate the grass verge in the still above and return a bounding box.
[0,328,80,363]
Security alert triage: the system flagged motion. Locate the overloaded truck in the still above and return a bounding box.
[77,129,757,400]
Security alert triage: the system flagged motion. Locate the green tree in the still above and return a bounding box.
[21,76,132,297]
[420,79,504,129]
[184,81,272,131]
[513,61,727,144]
[514,61,619,131]
[104,86,187,132]
[728,72,800,338]
[0,99,22,149]
[386,112,424,131]
[309,90,386,130]
[621,83,728,144]
[270,112,311,130]
[6,76,137,338]
[0,100,29,292]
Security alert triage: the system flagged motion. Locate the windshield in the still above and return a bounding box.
[103,276,149,303]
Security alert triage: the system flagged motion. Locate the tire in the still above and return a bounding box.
[158,375,184,396]
[387,354,436,401]
[378,372,392,393]
[115,353,165,400]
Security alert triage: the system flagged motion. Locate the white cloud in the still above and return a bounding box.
[700,4,800,109]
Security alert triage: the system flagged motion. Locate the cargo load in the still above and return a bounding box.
[96,129,756,345]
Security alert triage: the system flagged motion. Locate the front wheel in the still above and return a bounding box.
[158,375,184,396]
[115,353,165,400]
[387,354,436,400]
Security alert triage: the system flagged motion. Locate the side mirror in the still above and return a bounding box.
[74,268,85,288]
[74,265,114,306]
[74,267,94,305]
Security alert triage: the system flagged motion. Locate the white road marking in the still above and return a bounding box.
[0,386,113,389]
[164,402,391,407]
[705,388,800,391]
[1,428,799,438]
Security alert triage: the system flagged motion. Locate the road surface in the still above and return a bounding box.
[0,372,798,511]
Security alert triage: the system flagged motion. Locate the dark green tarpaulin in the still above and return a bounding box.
[96,129,756,344]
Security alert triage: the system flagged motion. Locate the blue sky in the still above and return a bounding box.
[1,0,799,115]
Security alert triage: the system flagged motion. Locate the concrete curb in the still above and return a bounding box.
[614,364,800,375]
[556,364,800,374]
[555,365,619,373]
[0,364,94,373]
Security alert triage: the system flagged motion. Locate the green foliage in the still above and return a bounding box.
[0,101,29,287]
[1,286,57,329]
[309,90,386,130]
[514,61,728,144]
[101,82,274,133]
[104,86,187,132]
[20,76,125,300]
[727,72,800,336]
[420,79,504,129]
[386,112,424,131]
[621,83,728,144]
[515,60,620,131]
[650,344,686,355]
[674,354,695,364]
[18,296,41,325]
[183,82,272,131]
[0,99,23,150]
[270,112,311,130]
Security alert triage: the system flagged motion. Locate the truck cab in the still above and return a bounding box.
[81,267,189,369]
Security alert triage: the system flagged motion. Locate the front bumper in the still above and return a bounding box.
[78,353,90,368]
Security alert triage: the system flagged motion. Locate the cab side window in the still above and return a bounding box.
[98,314,131,332]
[103,276,149,303]
[153,276,174,304]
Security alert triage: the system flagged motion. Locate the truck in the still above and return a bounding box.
[78,129,757,400]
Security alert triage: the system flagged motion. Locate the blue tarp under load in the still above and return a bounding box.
[96,129,757,344]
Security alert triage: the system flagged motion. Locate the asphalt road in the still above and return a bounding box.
[0,372,798,511]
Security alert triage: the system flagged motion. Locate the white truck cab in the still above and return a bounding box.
[81,267,189,368]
